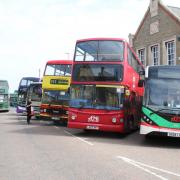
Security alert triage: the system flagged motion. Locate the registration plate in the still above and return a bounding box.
[167,132,180,137]
[86,125,99,130]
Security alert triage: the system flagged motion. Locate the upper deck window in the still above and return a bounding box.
[44,64,72,76]
[20,80,27,86]
[72,64,123,82]
[74,40,124,61]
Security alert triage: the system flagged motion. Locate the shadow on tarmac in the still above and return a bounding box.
[4,110,180,149]
[9,123,180,149]
[141,135,180,148]
[66,129,180,149]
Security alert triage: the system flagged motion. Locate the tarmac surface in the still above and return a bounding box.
[0,108,180,180]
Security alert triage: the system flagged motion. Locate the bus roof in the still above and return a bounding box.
[76,37,126,43]
[20,77,40,81]
[46,60,73,65]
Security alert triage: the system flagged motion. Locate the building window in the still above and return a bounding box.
[138,49,145,66]
[151,45,159,65]
[166,41,175,65]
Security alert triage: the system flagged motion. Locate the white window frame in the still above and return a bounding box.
[162,36,176,66]
[137,48,146,66]
[151,45,159,66]
[166,41,175,65]
[149,43,160,66]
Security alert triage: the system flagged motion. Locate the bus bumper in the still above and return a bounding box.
[40,113,68,122]
[68,122,125,133]
[140,122,180,137]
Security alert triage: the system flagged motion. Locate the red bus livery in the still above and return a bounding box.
[68,38,144,133]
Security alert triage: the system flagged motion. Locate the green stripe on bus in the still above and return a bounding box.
[142,107,180,129]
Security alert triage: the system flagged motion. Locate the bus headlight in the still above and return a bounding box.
[71,114,77,120]
[143,115,149,122]
[112,118,117,123]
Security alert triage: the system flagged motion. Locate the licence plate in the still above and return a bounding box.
[86,125,99,130]
[51,117,59,120]
[167,132,180,137]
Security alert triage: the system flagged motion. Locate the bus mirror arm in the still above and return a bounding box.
[138,70,145,87]
[138,70,145,76]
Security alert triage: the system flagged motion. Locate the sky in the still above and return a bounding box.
[0,0,179,93]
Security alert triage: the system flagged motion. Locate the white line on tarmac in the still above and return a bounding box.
[64,130,94,146]
[117,156,180,180]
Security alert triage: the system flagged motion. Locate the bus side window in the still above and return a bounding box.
[128,48,132,66]
[128,47,141,73]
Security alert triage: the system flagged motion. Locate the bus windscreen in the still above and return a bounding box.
[149,66,180,79]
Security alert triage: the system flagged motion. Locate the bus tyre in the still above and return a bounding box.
[35,116,40,120]
[125,116,134,133]
[124,119,130,133]
[129,119,134,131]
[145,134,152,140]
[131,115,140,131]
[53,120,59,125]
[84,129,91,133]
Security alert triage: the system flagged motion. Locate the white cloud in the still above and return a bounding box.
[77,0,96,7]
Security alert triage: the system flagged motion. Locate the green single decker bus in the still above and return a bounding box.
[0,80,9,112]
[140,65,180,138]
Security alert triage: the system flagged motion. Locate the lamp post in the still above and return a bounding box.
[38,68,41,79]
[65,53,70,60]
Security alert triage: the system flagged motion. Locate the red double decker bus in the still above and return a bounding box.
[68,38,144,133]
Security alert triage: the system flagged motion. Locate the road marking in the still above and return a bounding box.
[55,126,59,129]
[64,130,94,146]
[117,156,180,180]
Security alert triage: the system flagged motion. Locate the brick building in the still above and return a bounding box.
[129,0,180,67]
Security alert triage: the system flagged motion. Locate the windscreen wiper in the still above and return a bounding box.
[77,102,85,109]
[150,108,180,116]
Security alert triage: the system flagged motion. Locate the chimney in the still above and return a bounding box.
[150,0,159,17]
